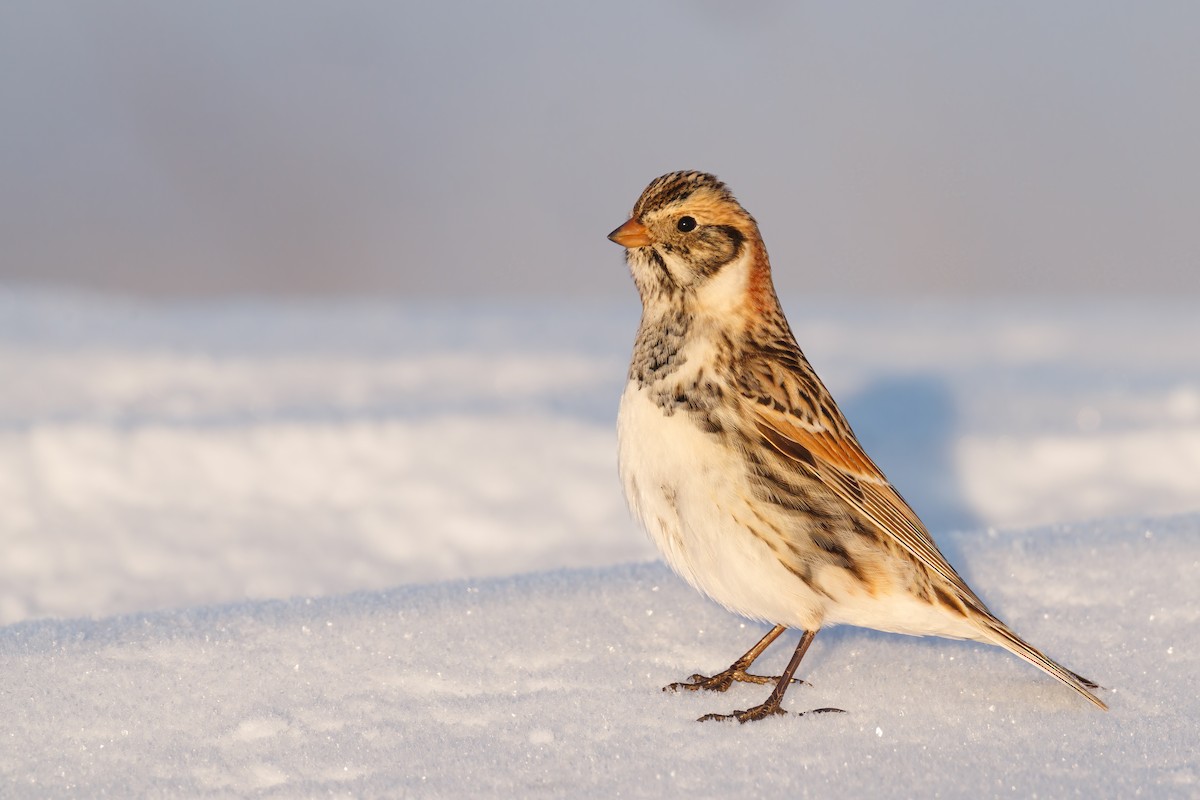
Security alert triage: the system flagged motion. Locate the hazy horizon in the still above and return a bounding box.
[3,2,1197,300]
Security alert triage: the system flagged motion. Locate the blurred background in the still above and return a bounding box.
[4,1,1200,629]
[3,1,1197,301]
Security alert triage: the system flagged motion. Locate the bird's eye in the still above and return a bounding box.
[676,216,697,233]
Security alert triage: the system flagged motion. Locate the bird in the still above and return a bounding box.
[607,170,1106,722]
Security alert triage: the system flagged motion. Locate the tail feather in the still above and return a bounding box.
[980,616,1108,711]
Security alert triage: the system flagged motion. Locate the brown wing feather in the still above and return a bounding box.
[736,347,973,587]
[743,371,1108,710]
[750,403,986,608]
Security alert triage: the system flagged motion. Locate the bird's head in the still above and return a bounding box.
[609,171,775,314]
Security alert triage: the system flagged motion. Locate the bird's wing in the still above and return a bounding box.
[736,345,1108,710]
[737,352,985,607]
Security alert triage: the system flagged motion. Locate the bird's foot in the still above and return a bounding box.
[699,705,846,724]
[664,667,800,693]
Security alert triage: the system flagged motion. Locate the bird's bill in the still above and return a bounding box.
[607,218,653,248]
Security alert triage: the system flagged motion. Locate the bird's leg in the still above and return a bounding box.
[665,624,795,693]
[699,629,844,722]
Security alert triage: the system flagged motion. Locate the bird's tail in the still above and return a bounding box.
[978,614,1107,710]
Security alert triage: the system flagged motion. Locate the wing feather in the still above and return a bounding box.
[740,357,1107,710]
[749,401,985,607]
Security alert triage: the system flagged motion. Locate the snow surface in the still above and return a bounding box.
[2,290,1198,796]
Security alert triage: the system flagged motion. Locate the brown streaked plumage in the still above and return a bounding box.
[610,170,1106,722]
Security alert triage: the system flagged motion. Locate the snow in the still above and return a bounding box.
[1,290,1197,796]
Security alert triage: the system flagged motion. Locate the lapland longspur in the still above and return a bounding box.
[609,171,1105,721]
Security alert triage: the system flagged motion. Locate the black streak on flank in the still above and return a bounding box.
[744,449,840,522]
[812,530,871,584]
[782,560,834,599]
[934,585,968,616]
[851,518,878,541]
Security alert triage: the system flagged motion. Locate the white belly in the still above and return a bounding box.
[617,381,828,630]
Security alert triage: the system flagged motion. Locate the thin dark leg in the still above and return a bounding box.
[699,629,844,723]
[664,624,791,693]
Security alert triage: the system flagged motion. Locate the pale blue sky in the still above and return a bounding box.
[2,2,1197,298]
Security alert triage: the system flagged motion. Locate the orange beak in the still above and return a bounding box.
[607,218,654,248]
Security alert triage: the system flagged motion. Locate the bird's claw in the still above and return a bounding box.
[663,668,802,693]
